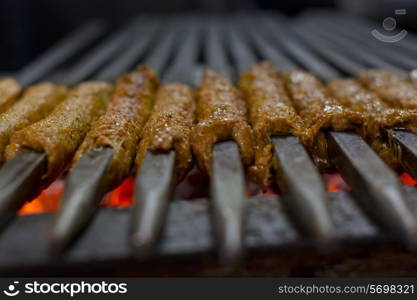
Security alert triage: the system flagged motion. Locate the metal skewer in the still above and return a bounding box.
[259,15,417,248]
[49,20,162,252]
[130,21,200,257]
[234,19,336,249]
[178,21,249,265]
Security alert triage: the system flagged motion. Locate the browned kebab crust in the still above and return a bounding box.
[283,70,361,171]
[0,82,67,164]
[238,61,304,188]
[5,82,112,180]
[0,77,21,113]
[135,83,195,182]
[73,65,159,189]
[356,69,417,109]
[192,68,254,175]
[328,78,417,170]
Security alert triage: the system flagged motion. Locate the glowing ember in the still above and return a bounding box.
[399,172,417,186]
[101,177,134,207]
[18,180,64,215]
[16,172,417,216]
[18,178,134,216]
[324,173,350,192]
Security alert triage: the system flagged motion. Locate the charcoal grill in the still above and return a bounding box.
[1,11,417,276]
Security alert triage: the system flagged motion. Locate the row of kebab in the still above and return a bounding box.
[0,61,416,207]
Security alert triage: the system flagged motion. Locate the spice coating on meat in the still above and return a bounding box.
[192,68,253,175]
[284,70,359,170]
[0,77,21,113]
[357,69,417,109]
[328,78,417,169]
[6,82,112,179]
[0,82,67,163]
[238,62,303,188]
[136,83,195,182]
[73,65,159,188]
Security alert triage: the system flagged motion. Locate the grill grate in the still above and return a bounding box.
[1,10,417,274]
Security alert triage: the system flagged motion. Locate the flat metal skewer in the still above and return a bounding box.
[328,131,417,248]
[130,21,198,258]
[0,151,47,229]
[49,21,165,252]
[131,151,175,257]
[49,148,113,252]
[260,15,417,248]
[234,20,336,249]
[211,141,246,263]
[180,21,250,266]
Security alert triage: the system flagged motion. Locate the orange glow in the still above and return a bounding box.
[18,180,64,215]
[399,172,417,186]
[16,172,417,216]
[324,173,350,192]
[101,177,134,207]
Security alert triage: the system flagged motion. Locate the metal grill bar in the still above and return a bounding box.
[261,17,339,81]
[205,18,232,78]
[227,22,257,76]
[243,21,299,73]
[63,18,143,85]
[300,23,406,77]
[143,22,181,74]
[15,20,106,86]
[313,19,417,70]
[95,20,158,81]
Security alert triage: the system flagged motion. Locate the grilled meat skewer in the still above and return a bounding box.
[0,83,67,164]
[286,17,417,248]
[0,18,138,230]
[191,68,253,264]
[192,69,253,175]
[328,78,417,170]
[74,66,158,187]
[130,22,199,258]
[6,82,112,178]
[49,66,158,250]
[357,69,417,109]
[135,83,194,182]
[132,83,195,255]
[238,61,303,188]
[238,61,336,248]
[283,70,361,172]
[0,82,112,226]
[236,17,338,250]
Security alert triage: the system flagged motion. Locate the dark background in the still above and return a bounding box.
[0,0,415,72]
